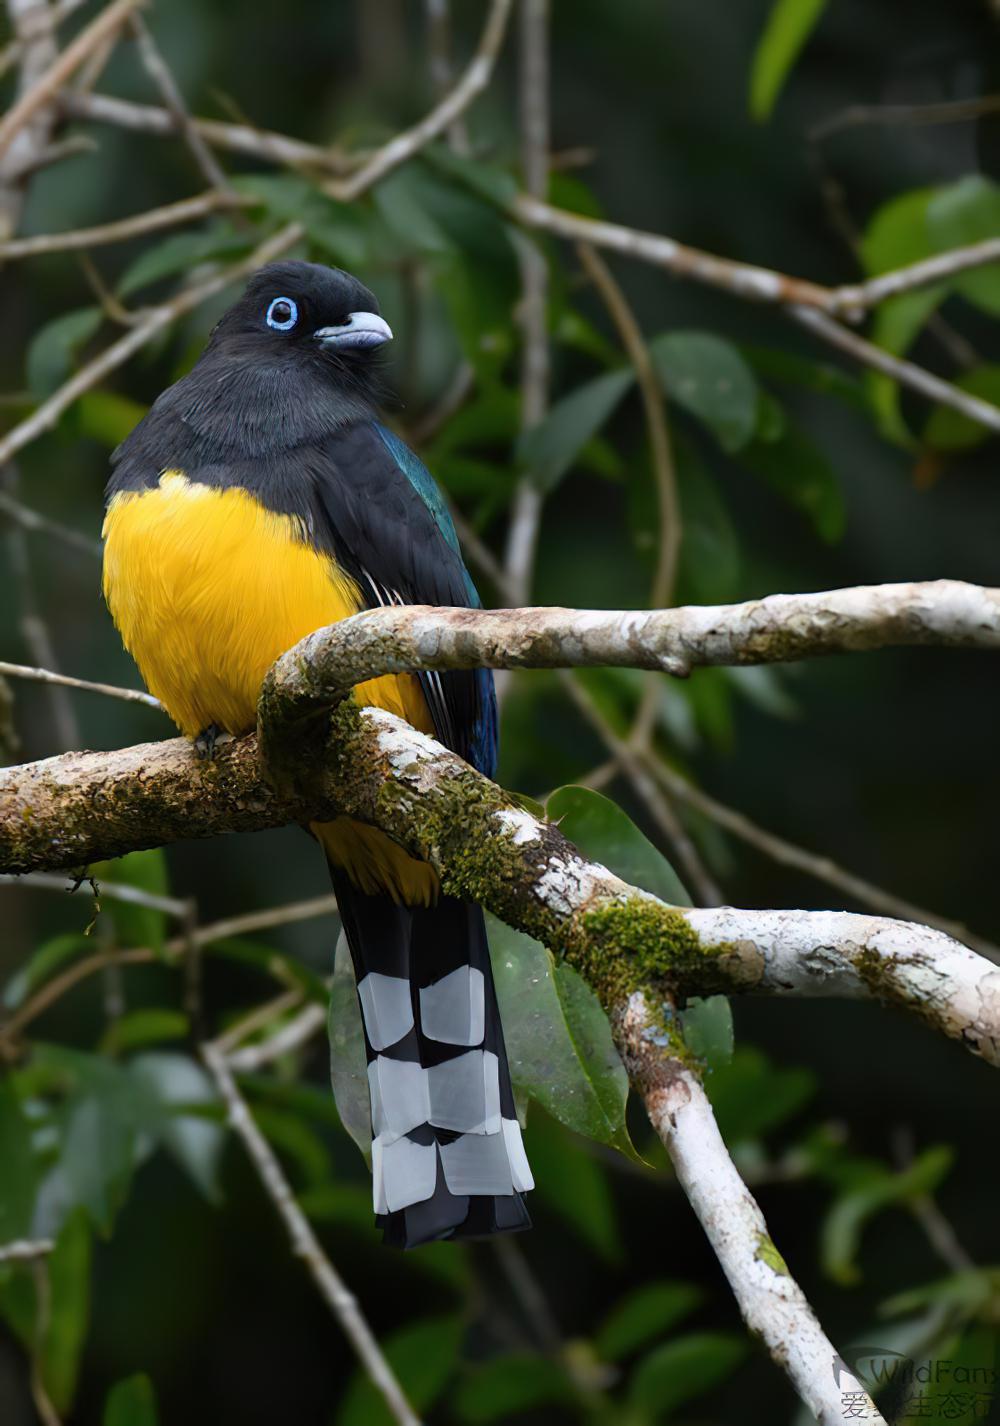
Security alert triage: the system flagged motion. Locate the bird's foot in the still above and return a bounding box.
[194,723,227,760]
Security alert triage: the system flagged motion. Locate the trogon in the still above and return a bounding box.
[102,260,533,1248]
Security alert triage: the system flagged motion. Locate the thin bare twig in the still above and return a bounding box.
[0,1238,54,1263]
[0,892,339,1050]
[201,1042,422,1426]
[424,0,470,153]
[58,89,354,173]
[325,0,513,203]
[0,188,251,260]
[0,490,99,555]
[0,219,306,472]
[503,0,550,617]
[2,468,79,751]
[0,0,59,241]
[560,670,723,906]
[224,1000,327,1072]
[790,304,1000,433]
[0,0,142,161]
[577,243,680,609]
[810,93,1000,143]
[128,13,234,194]
[0,660,162,708]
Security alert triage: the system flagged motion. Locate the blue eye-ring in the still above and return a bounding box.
[266,296,298,331]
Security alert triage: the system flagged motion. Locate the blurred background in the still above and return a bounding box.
[3,0,1000,1422]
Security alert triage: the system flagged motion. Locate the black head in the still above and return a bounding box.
[209,260,393,373]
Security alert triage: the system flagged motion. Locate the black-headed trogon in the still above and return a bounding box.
[102,260,533,1248]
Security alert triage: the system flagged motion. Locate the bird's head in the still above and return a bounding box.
[208,258,392,388]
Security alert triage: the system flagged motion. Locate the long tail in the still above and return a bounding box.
[331,872,533,1248]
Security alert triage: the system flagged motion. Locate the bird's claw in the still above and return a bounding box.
[194,723,225,760]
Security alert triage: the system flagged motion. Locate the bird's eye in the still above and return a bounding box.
[266,296,298,331]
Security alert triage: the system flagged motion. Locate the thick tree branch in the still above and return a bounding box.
[618,992,883,1425]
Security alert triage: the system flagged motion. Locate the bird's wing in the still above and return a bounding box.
[307,421,498,778]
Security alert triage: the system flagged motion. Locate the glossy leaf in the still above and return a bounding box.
[749,0,829,120]
[128,1053,224,1204]
[488,914,634,1155]
[707,1047,815,1144]
[546,784,690,907]
[741,419,846,541]
[26,308,102,398]
[336,1315,463,1426]
[60,1095,135,1234]
[455,1354,572,1420]
[104,1374,159,1426]
[519,368,634,492]
[327,931,372,1160]
[679,997,734,1071]
[99,1011,189,1056]
[116,226,248,298]
[72,391,148,449]
[596,1280,705,1362]
[40,1209,91,1413]
[0,1079,38,1240]
[629,1331,747,1416]
[821,1144,954,1285]
[4,934,92,1010]
[926,175,1000,315]
[649,331,758,453]
[924,363,1000,450]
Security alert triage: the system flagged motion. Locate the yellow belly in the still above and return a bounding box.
[102,471,438,904]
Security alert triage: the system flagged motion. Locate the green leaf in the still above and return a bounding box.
[99,1011,189,1056]
[72,391,148,449]
[672,440,742,605]
[524,1112,620,1259]
[39,1209,91,1413]
[337,1315,463,1426]
[454,1354,572,1421]
[90,849,171,956]
[328,932,372,1161]
[926,175,1000,314]
[0,1078,38,1240]
[546,784,690,906]
[596,1281,705,1362]
[630,1331,747,1416]
[707,1047,815,1144]
[821,1144,955,1285]
[749,0,829,120]
[26,308,102,398]
[422,144,518,207]
[649,331,759,452]
[373,168,453,254]
[59,1094,135,1234]
[741,419,846,541]
[103,1374,159,1426]
[4,934,92,1009]
[519,368,634,493]
[116,227,249,298]
[859,187,936,276]
[866,288,944,445]
[679,997,734,1071]
[128,1053,223,1204]
[924,363,1000,450]
[488,915,634,1156]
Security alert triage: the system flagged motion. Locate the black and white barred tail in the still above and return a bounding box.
[331,876,533,1248]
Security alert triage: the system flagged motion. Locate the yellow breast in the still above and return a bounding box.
[102,470,431,740]
[103,471,439,906]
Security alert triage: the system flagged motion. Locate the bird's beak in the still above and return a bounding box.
[314,312,393,350]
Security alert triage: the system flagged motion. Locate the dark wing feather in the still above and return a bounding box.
[304,422,495,775]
